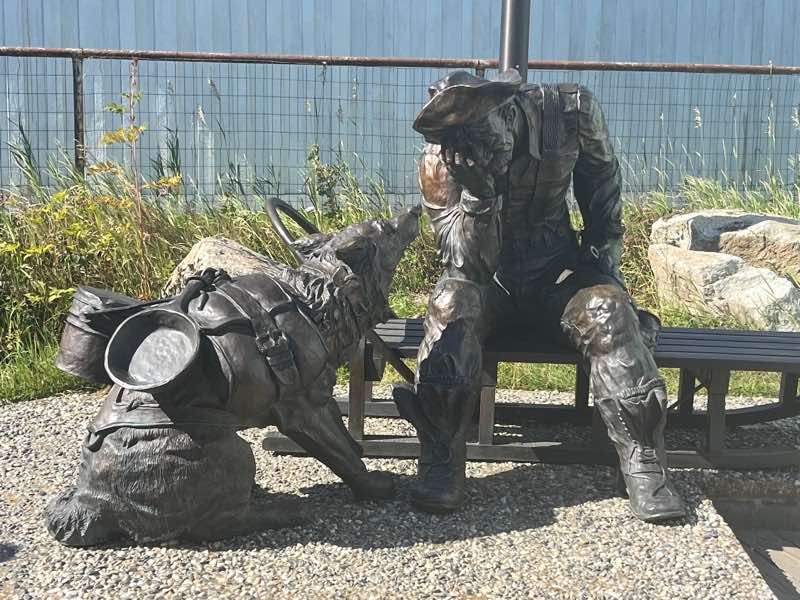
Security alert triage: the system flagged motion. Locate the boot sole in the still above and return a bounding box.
[410,496,462,515]
[634,507,687,523]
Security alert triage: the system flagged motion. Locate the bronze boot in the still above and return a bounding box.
[393,384,475,514]
[595,379,687,523]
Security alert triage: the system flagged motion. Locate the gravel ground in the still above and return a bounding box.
[0,387,787,599]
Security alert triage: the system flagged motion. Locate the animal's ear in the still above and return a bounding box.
[291,233,332,258]
[334,235,375,266]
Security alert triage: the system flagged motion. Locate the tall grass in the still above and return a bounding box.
[1,138,798,401]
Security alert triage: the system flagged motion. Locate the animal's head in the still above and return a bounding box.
[291,206,421,324]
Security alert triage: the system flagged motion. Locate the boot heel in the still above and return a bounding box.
[615,467,629,498]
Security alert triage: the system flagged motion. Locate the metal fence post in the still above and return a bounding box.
[71,56,85,175]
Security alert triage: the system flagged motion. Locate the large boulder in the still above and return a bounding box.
[649,209,797,251]
[163,236,285,296]
[719,219,800,282]
[648,243,800,331]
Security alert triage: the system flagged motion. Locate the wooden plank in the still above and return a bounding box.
[663,327,800,339]
[735,529,800,599]
[368,346,800,373]
[655,345,800,359]
[574,364,590,413]
[779,373,799,407]
[657,336,800,349]
[376,320,800,345]
[372,340,800,359]
[655,357,800,372]
[339,397,799,429]
[478,361,498,445]
[375,321,800,338]
[337,398,399,418]
[657,335,800,348]
[706,369,731,454]
[677,369,695,416]
[347,337,367,441]
[262,433,800,469]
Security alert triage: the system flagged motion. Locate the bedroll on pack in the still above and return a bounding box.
[56,286,147,383]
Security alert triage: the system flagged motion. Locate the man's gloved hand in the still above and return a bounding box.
[439,147,496,199]
[578,235,626,289]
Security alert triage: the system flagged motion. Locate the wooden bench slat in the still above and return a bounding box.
[372,338,800,359]
[370,320,800,375]
[655,345,800,359]
[374,339,800,358]
[663,326,800,339]
[369,350,800,373]
[377,319,800,340]
[659,330,800,342]
[376,321,800,342]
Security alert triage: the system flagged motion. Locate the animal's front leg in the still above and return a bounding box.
[273,389,394,501]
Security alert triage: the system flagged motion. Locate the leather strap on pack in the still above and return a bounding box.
[216,280,301,387]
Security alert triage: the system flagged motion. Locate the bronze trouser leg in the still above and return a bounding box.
[394,276,505,513]
[557,279,686,522]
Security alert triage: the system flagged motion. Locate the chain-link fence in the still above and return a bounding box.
[2,48,800,206]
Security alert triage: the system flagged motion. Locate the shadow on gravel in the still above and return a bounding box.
[228,463,701,551]
[0,543,19,563]
[76,464,699,551]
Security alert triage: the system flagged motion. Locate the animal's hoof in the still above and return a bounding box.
[347,471,395,501]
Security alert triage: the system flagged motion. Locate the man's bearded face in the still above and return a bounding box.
[444,106,516,177]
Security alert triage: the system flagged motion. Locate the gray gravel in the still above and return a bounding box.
[0,387,784,599]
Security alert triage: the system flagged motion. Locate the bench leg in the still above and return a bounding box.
[677,368,696,416]
[575,364,590,416]
[779,372,799,411]
[703,369,731,454]
[478,361,498,445]
[347,338,369,441]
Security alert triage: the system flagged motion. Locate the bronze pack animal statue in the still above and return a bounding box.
[46,207,420,546]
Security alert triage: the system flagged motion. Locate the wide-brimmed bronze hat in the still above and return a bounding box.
[413,69,523,143]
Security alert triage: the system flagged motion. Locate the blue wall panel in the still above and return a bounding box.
[2,0,800,199]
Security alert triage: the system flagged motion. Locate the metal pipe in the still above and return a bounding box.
[499,0,531,80]
[1,46,798,75]
[70,56,85,175]
[0,47,492,69]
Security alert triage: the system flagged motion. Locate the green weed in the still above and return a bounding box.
[1,142,798,402]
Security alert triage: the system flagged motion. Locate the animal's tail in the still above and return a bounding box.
[45,488,121,547]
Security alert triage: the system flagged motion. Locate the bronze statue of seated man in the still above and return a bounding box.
[394,69,687,523]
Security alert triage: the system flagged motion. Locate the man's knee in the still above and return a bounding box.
[418,278,487,388]
[560,284,640,355]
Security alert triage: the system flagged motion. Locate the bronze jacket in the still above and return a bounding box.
[418,83,623,296]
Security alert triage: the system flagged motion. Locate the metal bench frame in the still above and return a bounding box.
[264,320,800,470]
